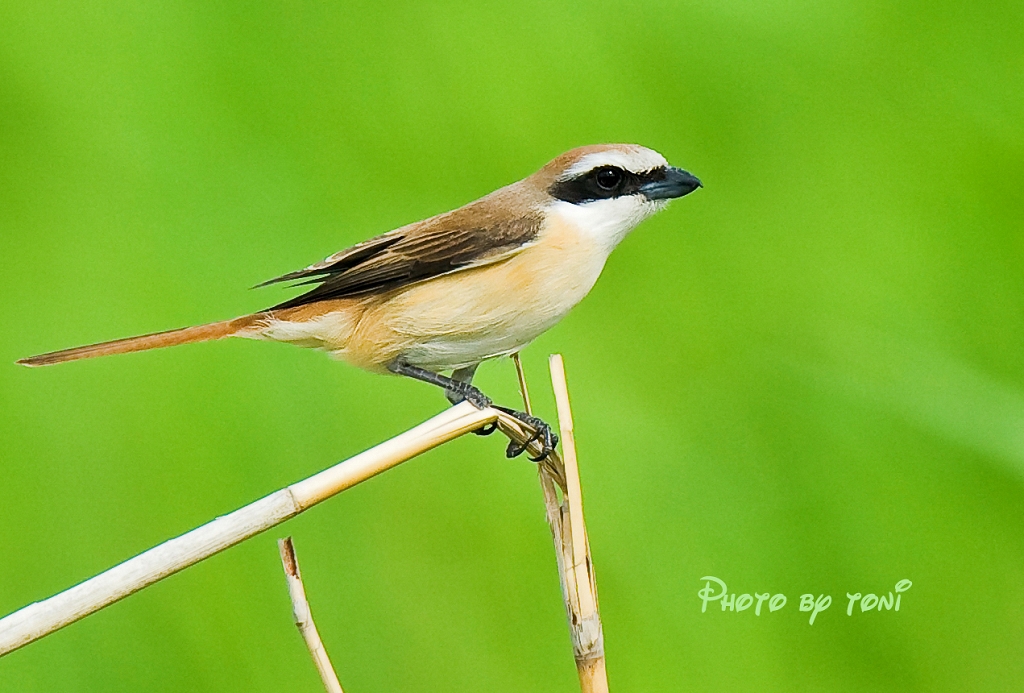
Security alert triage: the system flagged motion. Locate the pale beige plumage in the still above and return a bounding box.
[256,210,608,373]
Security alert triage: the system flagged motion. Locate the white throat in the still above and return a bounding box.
[549,197,667,254]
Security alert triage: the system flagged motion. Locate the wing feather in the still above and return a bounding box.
[261,199,543,311]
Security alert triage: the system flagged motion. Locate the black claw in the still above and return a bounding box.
[529,427,559,462]
[495,407,558,461]
[504,431,539,459]
[473,421,498,437]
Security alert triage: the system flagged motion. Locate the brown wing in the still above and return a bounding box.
[260,201,544,311]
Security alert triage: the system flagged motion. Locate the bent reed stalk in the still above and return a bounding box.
[0,401,549,657]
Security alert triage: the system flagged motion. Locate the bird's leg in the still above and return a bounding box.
[387,360,492,410]
[447,364,480,405]
[448,362,557,456]
[386,360,557,461]
[449,364,497,436]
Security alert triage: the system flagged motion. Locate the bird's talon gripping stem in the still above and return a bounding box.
[443,381,494,434]
[494,406,559,461]
[464,386,493,410]
[387,361,555,450]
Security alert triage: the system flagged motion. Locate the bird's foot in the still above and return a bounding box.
[444,382,498,436]
[445,381,492,410]
[495,406,559,461]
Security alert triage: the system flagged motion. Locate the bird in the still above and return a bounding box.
[19,143,701,459]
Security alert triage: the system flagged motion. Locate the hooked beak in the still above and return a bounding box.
[640,166,703,200]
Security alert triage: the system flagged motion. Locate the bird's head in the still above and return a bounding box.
[533,144,701,251]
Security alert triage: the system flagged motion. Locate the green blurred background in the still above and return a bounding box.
[1,1,1022,690]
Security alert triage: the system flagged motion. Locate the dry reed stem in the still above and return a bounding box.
[0,401,549,657]
[279,537,345,693]
[512,353,608,693]
[510,353,565,488]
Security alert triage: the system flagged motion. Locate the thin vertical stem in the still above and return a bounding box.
[512,352,534,416]
[279,538,345,693]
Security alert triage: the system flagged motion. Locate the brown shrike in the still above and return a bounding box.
[20,144,701,458]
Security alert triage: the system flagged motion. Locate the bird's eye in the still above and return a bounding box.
[594,167,623,190]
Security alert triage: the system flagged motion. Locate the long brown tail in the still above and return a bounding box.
[17,315,260,367]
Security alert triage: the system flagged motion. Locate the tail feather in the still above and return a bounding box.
[17,315,260,367]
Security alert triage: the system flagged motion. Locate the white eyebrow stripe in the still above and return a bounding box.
[561,149,668,179]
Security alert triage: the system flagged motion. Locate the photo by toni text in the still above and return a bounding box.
[698,576,913,625]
